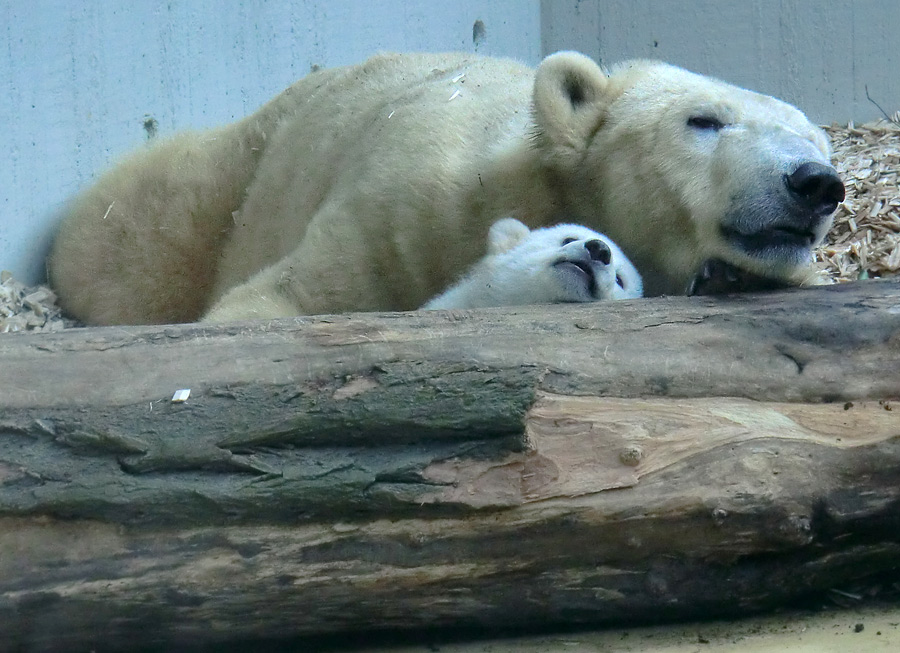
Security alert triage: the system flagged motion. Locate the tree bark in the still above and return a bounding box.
[1,279,899,651]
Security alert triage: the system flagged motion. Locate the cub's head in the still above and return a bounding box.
[532,52,844,295]
[485,218,643,304]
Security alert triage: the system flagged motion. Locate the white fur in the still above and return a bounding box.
[48,52,836,325]
[422,219,642,309]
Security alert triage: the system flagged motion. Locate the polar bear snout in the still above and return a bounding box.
[720,158,844,264]
[555,238,619,300]
[584,239,612,265]
[784,162,845,218]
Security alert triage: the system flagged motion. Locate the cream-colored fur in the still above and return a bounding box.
[422,218,641,309]
[49,52,839,325]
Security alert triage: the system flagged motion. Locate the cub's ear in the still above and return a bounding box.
[487,218,531,255]
[533,51,609,168]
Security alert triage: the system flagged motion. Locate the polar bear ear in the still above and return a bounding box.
[533,52,609,167]
[487,218,531,255]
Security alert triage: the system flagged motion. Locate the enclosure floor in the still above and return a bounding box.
[354,604,900,652]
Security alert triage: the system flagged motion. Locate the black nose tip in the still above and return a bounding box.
[785,162,845,215]
[585,239,611,265]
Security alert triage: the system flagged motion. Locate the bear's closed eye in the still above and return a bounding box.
[687,115,725,131]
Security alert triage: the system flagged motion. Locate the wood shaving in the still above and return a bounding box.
[820,120,900,282]
[0,120,896,334]
[0,270,74,333]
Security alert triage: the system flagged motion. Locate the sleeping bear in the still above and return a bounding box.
[422,218,642,309]
[48,51,843,324]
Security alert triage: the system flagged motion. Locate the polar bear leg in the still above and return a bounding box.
[202,250,368,323]
[201,208,390,322]
[48,128,270,325]
[48,74,322,326]
[201,269,303,322]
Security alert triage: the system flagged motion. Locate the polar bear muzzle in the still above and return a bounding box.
[721,159,844,262]
[555,236,616,298]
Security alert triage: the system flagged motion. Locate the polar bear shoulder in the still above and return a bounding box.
[422,218,642,309]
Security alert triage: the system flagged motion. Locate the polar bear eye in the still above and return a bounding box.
[561,237,577,245]
[616,274,625,288]
[687,115,725,131]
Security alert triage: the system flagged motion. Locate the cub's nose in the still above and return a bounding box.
[585,239,611,265]
[785,162,845,216]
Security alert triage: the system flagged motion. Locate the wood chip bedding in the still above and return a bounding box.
[2,120,898,333]
[0,270,69,333]
[819,119,900,282]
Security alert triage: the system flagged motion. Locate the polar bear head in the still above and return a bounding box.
[531,52,844,295]
[422,218,642,309]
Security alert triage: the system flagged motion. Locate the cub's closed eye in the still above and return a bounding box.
[616,274,624,288]
[687,116,725,131]
[561,237,577,245]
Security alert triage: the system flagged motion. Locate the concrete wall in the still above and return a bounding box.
[1,0,541,283]
[542,0,900,125]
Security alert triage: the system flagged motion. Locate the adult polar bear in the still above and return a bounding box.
[49,51,844,325]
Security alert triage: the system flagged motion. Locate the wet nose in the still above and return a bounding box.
[585,239,611,265]
[785,162,845,216]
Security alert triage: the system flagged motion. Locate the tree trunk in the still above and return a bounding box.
[1,279,899,651]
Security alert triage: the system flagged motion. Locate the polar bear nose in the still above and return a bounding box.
[785,162,845,216]
[585,239,612,265]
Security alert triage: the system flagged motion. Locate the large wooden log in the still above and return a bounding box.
[1,279,899,651]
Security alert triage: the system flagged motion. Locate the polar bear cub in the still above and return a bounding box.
[422,218,642,309]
